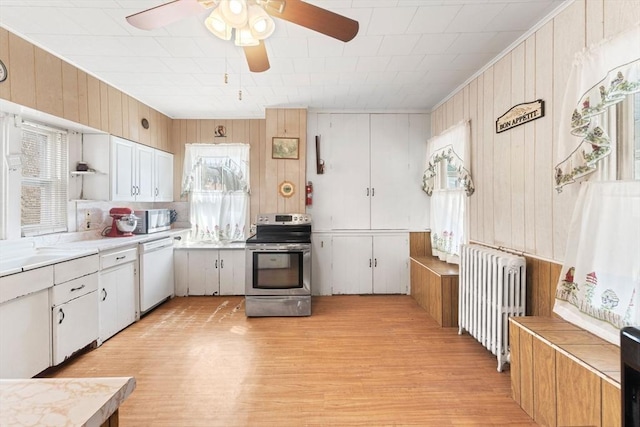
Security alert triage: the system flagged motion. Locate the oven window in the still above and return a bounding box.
[253,252,303,289]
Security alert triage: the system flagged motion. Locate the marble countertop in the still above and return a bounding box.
[0,376,135,427]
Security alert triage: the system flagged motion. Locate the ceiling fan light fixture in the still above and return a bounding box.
[248,5,275,39]
[234,26,260,46]
[218,0,248,28]
[205,9,232,40]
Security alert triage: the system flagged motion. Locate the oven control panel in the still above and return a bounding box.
[256,213,311,225]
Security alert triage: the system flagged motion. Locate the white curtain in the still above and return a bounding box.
[555,24,640,192]
[430,189,466,263]
[182,143,250,242]
[424,121,473,264]
[553,181,640,345]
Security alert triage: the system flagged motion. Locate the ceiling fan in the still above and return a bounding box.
[126,0,359,73]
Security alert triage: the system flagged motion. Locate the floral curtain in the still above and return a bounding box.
[181,143,250,242]
[423,121,473,264]
[553,181,640,345]
[555,24,640,192]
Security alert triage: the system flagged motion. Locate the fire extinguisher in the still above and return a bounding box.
[305,181,313,206]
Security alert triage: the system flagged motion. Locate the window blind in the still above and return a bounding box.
[21,122,68,236]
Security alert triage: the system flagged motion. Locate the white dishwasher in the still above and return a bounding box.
[139,237,174,315]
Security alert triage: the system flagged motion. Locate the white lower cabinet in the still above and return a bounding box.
[331,234,409,295]
[98,247,137,344]
[50,255,100,366]
[311,234,332,296]
[0,289,50,378]
[175,248,245,296]
[51,289,98,365]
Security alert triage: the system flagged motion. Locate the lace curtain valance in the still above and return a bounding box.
[555,24,640,192]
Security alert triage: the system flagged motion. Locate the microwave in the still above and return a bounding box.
[133,209,171,234]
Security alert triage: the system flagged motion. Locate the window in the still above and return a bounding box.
[181,143,250,242]
[597,92,640,182]
[21,121,68,236]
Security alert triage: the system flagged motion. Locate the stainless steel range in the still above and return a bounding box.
[245,213,311,317]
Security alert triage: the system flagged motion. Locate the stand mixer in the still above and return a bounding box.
[106,207,138,237]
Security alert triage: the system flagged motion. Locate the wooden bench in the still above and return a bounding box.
[410,256,459,327]
[509,316,621,427]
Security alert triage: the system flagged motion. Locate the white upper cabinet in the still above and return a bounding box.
[370,114,410,230]
[309,113,425,231]
[326,114,371,230]
[154,150,174,202]
[82,134,173,202]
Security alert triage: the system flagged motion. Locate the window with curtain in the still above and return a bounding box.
[21,121,68,237]
[553,24,640,345]
[182,143,250,242]
[423,121,474,264]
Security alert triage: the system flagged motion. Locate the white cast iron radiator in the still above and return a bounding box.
[459,244,526,372]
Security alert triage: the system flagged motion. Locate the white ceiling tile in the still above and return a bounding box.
[366,7,417,35]
[308,37,345,58]
[293,58,327,73]
[326,57,358,73]
[412,33,460,55]
[154,37,205,58]
[445,3,506,33]
[385,55,425,72]
[446,32,501,54]
[406,5,462,34]
[377,34,421,56]
[356,56,392,72]
[268,37,309,58]
[483,1,556,31]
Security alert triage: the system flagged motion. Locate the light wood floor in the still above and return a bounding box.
[46,296,537,426]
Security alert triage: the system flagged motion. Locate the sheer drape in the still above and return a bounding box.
[553,181,640,345]
[182,143,250,242]
[424,121,473,264]
[555,24,640,191]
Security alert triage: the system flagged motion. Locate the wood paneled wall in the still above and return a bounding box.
[0,28,171,152]
[430,0,640,264]
[170,108,307,222]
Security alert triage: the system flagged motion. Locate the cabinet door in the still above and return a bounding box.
[187,250,219,295]
[136,144,155,201]
[331,235,372,294]
[311,233,332,295]
[52,291,98,365]
[111,136,135,201]
[116,262,137,329]
[372,234,409,294]
[329,114,371,229]
[155,150,174,201]
[99,278,119,344]
[218,250,245,295]
[0,289,50,378]
[370,114,410,230]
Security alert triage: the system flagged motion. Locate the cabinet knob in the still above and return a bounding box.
[366,188,369,196]
[58,308,65,324]
[102,288,108,301]
[70,284,85,292]
[371,188,375,197]
[220,259,224,269]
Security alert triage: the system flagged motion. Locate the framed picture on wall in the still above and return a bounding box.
[272,137,299,159]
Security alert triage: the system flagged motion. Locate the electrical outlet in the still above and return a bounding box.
[85,211,91,229]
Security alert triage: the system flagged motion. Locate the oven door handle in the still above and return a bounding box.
[247,244,310,251]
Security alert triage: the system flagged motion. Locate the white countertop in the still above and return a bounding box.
[0,229,191,278]
[0,376,135,427]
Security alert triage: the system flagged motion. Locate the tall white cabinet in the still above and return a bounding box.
[307,112,429,295]
[82,134,173,202]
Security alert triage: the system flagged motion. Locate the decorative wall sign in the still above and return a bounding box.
[495,99,544,133]
[279,181,295,198]
[272,137,299,159]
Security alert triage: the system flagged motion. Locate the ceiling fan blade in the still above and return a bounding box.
[268,0,359,42]
[126,0,208,31]
[244,41,270,73]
